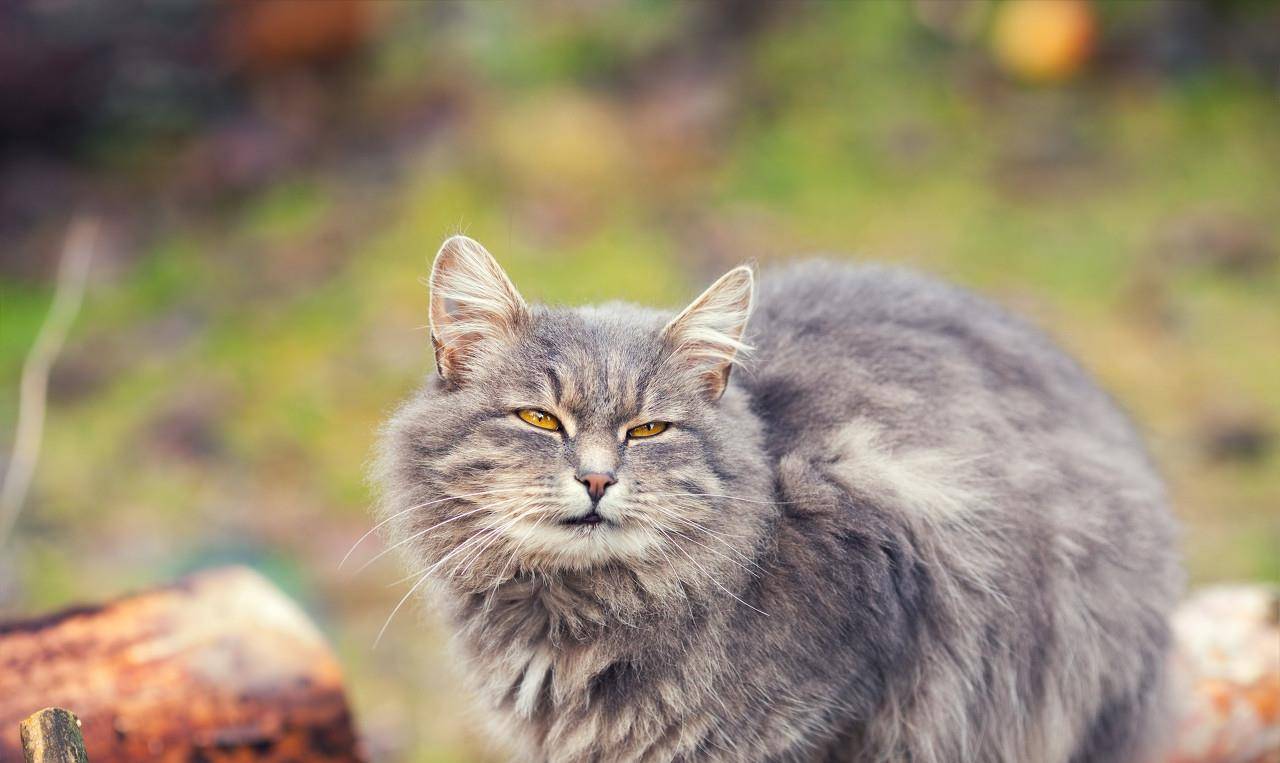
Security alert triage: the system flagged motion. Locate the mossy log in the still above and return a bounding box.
[20,708,89,763]
[0,567,364,763]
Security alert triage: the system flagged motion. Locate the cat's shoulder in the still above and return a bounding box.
[754,259,999,327]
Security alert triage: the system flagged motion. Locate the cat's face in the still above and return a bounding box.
[377,236,764,585]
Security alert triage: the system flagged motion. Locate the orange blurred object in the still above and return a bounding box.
[991,0,1097,83]
[1166,585,1280,763]
[221,0,379,72]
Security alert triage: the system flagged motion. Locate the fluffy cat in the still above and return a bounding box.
[372,235,1181,763]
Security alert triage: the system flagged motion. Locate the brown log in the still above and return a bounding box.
[0,566,364,763]
[20,708,89,763]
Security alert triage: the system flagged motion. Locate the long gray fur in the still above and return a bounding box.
[372,237,1182,763]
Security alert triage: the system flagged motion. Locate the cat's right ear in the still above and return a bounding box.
[661,265,755,400]
[428,235,527,383]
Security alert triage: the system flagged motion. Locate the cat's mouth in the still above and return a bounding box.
[560,509,612,528]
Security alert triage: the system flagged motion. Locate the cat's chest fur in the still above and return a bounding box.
[439,575,786,763]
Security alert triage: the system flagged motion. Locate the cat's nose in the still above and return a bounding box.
[576,472,616,502]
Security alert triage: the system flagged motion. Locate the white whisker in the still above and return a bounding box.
[389,500,552,587]
[644,492,791,506]
[666,535,770,618]
[488,511,552,599]
[342,487,527,569]
[449,509,542,581]
[661,525,760,577]
[637,502,763,570]
[374,569,433,648]
[353,501,506,576]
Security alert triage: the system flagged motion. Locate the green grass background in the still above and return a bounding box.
[1,3,1277,760]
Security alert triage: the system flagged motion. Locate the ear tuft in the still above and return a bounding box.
[428,235,526,382]
[661,265,755,400]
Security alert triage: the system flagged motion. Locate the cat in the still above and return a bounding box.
[372,235,1182,763]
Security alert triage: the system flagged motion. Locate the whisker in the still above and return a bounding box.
[448,507,548,581]
[384,519,515,587]
[390,522,510,587]
[660,525,761,577]
[450,527,513,581]
[644,492,792,505]
[385,539,484,587]
[353,500,512,576]
[341,487,527,569]
[666,536,770,618]
[388,502,553,587]
[488,511,552,598]
[637,503,763,570]
[648,529,701,621]
[641,510,758,562]
[374,569,434,648]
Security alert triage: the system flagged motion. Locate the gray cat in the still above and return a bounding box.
[372,235,1182,763]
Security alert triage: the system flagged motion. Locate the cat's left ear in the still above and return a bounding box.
[661,265,755,400]
[428,235,527,383]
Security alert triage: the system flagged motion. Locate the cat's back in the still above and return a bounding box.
[741,260,1140,459]
[741,261,1181,763]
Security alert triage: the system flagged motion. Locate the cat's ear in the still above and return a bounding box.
[661,265,755,400]
[428,235,527,383]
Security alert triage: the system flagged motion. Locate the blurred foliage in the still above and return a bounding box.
[1,2,1278,761]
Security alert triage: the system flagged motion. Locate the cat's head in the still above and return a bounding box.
[375,236,772,588]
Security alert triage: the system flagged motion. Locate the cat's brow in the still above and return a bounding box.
[631,368,649,414]
[544,367,563,403]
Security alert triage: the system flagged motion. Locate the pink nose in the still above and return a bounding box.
[577,472,616,502]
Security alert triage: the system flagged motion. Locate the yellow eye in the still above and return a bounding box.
[517,408,561,431]
[627,421,668,439]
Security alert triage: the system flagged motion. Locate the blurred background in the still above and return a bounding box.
[1,1,1277,760]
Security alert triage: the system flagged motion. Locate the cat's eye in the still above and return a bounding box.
[627,421,668,439]
[516,408,561,431]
